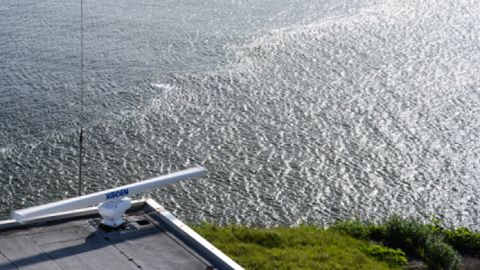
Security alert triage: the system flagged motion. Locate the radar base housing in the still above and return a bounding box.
[98,197,132,228]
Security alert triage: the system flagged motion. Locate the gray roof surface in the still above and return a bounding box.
[0,210,211,270]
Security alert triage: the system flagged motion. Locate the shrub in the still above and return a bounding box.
[443,227,480,256]
[424,237,462,270]
[362,244,408,267]
[331,220,386,241]
[383,216,462,270]
[332,216,465,270]
[331,220,372,240]
[384,215,433,256]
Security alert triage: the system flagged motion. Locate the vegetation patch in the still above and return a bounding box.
[442,227,480,256]
[193,224,405,270]
[194,217,479,269]
[362,244,407,267]
[331,216,471,270]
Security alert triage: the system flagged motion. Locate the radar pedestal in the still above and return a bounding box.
[98,197,132,227]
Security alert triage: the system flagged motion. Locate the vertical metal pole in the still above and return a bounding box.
[78,0,85,196]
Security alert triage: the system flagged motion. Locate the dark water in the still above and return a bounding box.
[1,0,479,228]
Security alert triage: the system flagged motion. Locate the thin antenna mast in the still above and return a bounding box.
[78,0,85,196]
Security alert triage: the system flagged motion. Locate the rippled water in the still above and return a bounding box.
[0,0,479,228]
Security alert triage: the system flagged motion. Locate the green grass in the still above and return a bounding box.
[193,224,405,270]
[193,216,479,269]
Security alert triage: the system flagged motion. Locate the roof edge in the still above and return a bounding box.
[144,198,244,270]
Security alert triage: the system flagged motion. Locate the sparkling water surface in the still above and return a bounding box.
[0,0,479,228]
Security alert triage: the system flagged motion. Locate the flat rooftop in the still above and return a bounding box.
[0,199,242,270]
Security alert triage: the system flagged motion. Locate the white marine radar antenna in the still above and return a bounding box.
[12,166,207,228]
